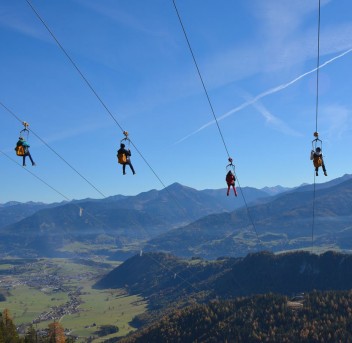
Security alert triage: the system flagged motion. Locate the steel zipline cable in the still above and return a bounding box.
[312,0,322,253]
[25,0,123,133]
[172,0,230,159]
[172,0,263,248]
[315,0,321,135]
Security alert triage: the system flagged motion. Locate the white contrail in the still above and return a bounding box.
[175,48,352,144]
[250,100,302,137]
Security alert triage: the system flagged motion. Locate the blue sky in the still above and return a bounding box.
[1,0,352,203]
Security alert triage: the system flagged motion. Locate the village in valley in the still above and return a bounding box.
[0,260,89,321]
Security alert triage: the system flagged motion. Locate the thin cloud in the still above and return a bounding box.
[0,4,50,43]
[175,48,352,144]
[250,100,302,137]
[240,90,301,136]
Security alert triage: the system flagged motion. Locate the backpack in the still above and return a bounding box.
[15,145,25,156]
[118,153,127,164]
[313,156,322,168]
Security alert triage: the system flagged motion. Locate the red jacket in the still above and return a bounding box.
[226,173,235,185]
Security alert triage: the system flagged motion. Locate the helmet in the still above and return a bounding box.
[19,137,23,140]
[316,147,321,152]
[120,143,125,148]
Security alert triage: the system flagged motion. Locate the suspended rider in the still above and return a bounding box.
[117,143,135,175]
[15,137,36,167]
[310,147,327,176]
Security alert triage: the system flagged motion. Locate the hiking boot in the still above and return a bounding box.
[316,171,318,176]
[324,171,327,176]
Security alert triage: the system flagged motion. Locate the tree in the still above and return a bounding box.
[2,309,19,342]
[24,325,37,343]
[47,322,65,343]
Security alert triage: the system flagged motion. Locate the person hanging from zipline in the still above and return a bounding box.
[310,132,327,177]
[226,170,237,196]
[310,146,327,176]
[117,143,135,175]
[15,136,36,167]
[225,157,237,196]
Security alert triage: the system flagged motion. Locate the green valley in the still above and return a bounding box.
[0,258,147,342]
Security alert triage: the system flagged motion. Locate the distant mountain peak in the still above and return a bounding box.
[164,183,195,193]
[167,182,189,189]
[260,185,291,195]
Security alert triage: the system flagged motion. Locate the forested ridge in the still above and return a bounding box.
[3,278,352,342]
[96,250,352,315]
[121,290,352,343]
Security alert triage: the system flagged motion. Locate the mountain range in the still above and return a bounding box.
[143,175,352,258]
[1,174,351,259]
[0,183,276,257]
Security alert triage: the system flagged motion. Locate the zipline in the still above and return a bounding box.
[172,0,263,249]
[311,0,322,253]
[172,0,231,159]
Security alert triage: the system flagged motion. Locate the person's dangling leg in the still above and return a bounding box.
[128,162,135,175]
[123,164,126,175]
[233,185,237,197]
[22,155,26,166]
[322,161,327,176]
[227,185,230,196]
[27,151,35,166]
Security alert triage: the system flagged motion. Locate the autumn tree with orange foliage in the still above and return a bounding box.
[48,321,66,343]
[2,308,20,342]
